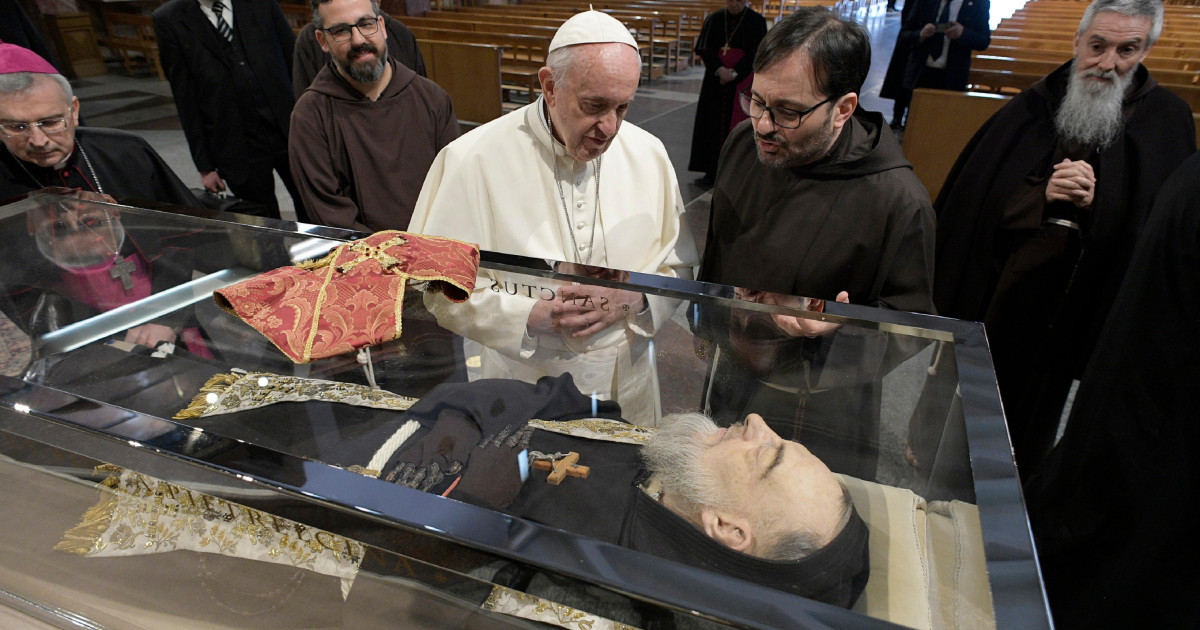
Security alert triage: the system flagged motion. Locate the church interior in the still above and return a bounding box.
[2,0,1196,627]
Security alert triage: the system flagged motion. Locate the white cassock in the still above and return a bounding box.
[408,98,699,426]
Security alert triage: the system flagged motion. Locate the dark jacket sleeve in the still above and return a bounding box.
[955,0,991,52]
[293,23,323,100]
[267,0,297,77]
[153,7,215,174]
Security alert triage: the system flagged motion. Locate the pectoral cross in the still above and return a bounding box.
[532,451,590,485]
[109,257,137,291]
[720,44,730,55]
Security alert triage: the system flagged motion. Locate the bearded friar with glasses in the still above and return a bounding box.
[699,7,934,313]
[0,44,197,207]
[288,0,458,233]
[694,8,935,480]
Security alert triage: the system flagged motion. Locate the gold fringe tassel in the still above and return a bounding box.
[171,371,242,419]
[54,465,123,556]
[293,246,341,271]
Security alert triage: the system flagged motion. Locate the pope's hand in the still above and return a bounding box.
[554,284,645,338]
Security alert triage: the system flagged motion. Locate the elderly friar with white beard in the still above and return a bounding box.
[932,0,1195,475]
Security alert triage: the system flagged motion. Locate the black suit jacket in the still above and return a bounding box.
[898,0,990,91]
[153,0,296,176]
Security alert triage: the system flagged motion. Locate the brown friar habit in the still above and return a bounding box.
[697,111,934,480]
[687,6,767,178]
[933,61,1196,471]
[1023,151,1200,629]
[289,57,459,233]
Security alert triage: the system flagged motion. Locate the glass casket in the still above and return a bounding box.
[0,194,1051,629]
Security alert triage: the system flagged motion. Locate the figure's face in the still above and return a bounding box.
[699,413,846,546]
[748,49,853,168]
[726,0,749,15]
[540,43,641,162]
[316,0,387,83]
[1073,12,1153,85]
[0,78,79,168]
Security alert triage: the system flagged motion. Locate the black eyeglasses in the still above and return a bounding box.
[739,90,832,129]
[0,104,73,137]
[320,16,381,42]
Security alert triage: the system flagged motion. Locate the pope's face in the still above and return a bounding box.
[542,43,641,162]
[0,77,79,168]
[748,49,844,168]
[316,0,387,83]
[699,413,846,545]
[1073,12,1153,85]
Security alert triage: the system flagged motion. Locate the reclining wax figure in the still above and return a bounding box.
[180,369,871,611]
[693,289,931,485]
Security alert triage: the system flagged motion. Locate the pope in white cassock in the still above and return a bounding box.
[407,11,698,426]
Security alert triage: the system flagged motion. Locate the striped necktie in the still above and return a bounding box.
[211,0,234,43]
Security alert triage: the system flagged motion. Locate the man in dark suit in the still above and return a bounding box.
[888,0,990,128]
[153,0,307,221]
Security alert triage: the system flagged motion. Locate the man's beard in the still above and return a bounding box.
[1054,64,1134,148]
[641,413,728,513]
[754,108,837,168]
[339,42,386,83]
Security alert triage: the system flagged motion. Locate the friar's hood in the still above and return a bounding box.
[619,485,871,608]
[790,108,914,180]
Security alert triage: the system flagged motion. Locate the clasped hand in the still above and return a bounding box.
[528,284,645,338]
[1045,158,1095,209]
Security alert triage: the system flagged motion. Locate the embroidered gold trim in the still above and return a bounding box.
[305,260,339,363]
[173,371,417,419]
[56,466,362,580]
[482,585,642,630]
[528,418,655,445]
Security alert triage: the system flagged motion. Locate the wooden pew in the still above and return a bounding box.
[417,39,504,125]
[96,11,163,80]
[980,46,1198,71]
[901,88,1008,199]
[989,35,1200,60]
[902,88,1200,200]
[407,26,550,104]
[971,55,1200,86]
[447,5,673,78]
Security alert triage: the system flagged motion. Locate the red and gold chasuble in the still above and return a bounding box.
[214,231,479,363]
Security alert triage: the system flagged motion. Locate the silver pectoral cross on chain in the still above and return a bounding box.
[109,257,137,291]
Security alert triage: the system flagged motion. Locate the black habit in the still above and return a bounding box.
[687,6,767,179]
[1022,151,1200,629]
[933,61,1196,472]
[1,127,199,208]
[363,374,871,609]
